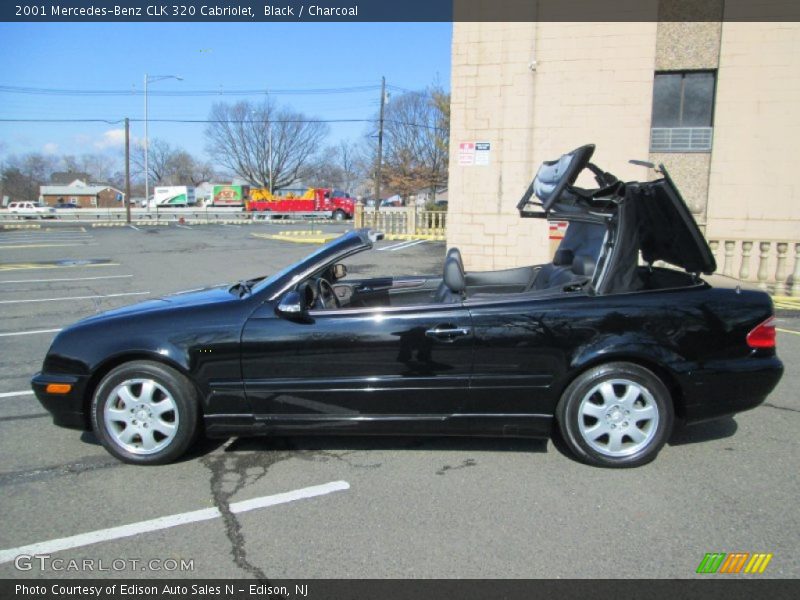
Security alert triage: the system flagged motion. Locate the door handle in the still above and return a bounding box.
[425,326,471,341]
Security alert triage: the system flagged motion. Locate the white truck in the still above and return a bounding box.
[7,201,57,219]
[146,186,196,209]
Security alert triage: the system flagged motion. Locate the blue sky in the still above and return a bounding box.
[0,22,452,166]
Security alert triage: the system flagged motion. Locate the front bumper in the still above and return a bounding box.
[31,372,91,430]
[680,356,784,423]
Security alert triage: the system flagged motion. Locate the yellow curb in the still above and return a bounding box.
[2,224,42,230]
[251,233,338,244]
[774,298,800,310]
[277,230,323,236]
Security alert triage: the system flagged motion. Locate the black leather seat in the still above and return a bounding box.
[530,248,574,290]
[547,254,596,289]
[434,256,467,303]
[435,248,465,302]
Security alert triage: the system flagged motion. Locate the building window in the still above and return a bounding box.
[650,71,716,152]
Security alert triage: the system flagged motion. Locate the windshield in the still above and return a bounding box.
[249,230,371,298]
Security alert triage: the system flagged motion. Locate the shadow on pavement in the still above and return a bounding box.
[668,417,738,446]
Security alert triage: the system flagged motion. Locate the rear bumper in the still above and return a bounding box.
[680,356,784,423]
[31,372,90,430]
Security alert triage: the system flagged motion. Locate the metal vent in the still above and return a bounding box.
[650,127,713,152]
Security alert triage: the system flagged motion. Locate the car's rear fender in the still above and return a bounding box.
[563,336,688,418]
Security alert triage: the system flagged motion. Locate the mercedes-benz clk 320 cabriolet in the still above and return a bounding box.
[32,145,783,467]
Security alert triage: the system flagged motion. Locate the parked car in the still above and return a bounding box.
[7,201,56,219]
[54,201,80,209]
[32,145,783,467]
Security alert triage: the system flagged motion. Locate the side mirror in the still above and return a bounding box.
[275,291,308,321]
[332,263,347,280]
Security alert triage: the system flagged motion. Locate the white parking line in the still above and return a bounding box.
[0,291,149,305]
[176,224,192,230]
[389,239,427,252]
[128,225,140,231]
[0,480,350,564]
[0,274,133,284]
[377,240,417,252]
[0,390,34,399]
[0,328,63,338]
[1,243,98,250]
[0,237,94,243]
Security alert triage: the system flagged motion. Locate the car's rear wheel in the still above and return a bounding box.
[91,361,199,465]
[556,362,673,468]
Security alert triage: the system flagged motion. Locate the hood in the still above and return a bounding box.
[633,167,717,275]
[77,284,236,324]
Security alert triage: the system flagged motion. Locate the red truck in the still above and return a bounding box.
[246,187,355,221]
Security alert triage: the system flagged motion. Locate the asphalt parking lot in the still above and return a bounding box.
[0,222,798,580]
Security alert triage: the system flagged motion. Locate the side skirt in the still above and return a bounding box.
[203,413,554,439]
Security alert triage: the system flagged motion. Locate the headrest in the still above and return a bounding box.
[572,255,597,277]
[553,248,574,266]
[446,247,463,267]
[443,256,466,293]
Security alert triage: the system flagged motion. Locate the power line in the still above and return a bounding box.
[0,84,384,97]
[0,117,446,131]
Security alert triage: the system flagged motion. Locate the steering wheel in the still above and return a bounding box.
[314,277,340,309]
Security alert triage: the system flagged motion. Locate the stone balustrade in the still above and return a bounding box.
[708,239,800,296]
[354,204,447,240]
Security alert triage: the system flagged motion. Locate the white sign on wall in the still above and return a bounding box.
[459,141,491,166]
[475,142,491,165]
[458,142,475,165]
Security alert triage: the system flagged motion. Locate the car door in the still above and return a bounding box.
[465,293,595,419]
[240,301,474,419]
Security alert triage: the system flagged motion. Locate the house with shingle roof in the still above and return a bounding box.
[39,179,124,208]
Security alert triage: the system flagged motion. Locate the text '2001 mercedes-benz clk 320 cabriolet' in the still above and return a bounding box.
[32,145,783,467]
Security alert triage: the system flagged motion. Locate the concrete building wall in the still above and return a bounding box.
[705,20,800,241]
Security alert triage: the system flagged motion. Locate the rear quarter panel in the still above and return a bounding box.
[468,282,780,421]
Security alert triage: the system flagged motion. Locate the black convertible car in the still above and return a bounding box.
[32,145,783,467]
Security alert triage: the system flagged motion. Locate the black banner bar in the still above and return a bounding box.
[3,0,800,23]
[2,579,800,600]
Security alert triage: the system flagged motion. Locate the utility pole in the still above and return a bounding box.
[124,117,131,224]
[267,90,273,194]
[144,74,149,211]
[375,76,386,206]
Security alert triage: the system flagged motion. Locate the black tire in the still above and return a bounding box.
[556,362,674,468]
[332,209,346,221]
[91,360,200,465]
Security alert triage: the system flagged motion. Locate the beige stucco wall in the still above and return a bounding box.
[448,20,658,271]
[705,20,800,241]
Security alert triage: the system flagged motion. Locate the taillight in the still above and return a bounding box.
[746,317,776,349]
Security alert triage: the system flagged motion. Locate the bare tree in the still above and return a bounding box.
[0,152,59,201]
[61,154,116,183]
[382,86,449,202]
[129,139,214,186]
[131,138,175,185]
[167,151,216,185]
[314,141,364,192]
[204,99,329,190]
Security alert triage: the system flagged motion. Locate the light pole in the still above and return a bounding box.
[144,74,182,212]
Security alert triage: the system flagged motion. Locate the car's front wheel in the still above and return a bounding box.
[556,362,673,468]
[91,361,199,465]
